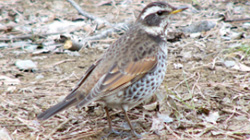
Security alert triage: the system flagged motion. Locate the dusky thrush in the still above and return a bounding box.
[37,1,188,138]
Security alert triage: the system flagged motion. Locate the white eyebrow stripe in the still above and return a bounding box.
[140,6,163,19]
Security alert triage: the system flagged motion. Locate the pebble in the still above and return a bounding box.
[224,60,235,68]
[15,60,37,71]
[242,23,250,29]
[36,74,44,79]
[23,45,38,52]
[190,32,201,38]
[230,32,243,40]
[182,21,216,33]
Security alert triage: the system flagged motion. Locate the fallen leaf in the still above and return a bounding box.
[0,128,11,140]
[232,62,250,72]
[0,75,20,85]
[143,102,158,111]
[150,112,173,131]
[205,111,220,124]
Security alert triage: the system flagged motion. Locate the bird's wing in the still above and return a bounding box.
[77,56,157,107]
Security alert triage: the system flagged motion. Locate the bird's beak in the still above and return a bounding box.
[170,5,188,15]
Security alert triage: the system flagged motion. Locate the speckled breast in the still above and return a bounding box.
[122,49,168,108]
[102,45,168,110]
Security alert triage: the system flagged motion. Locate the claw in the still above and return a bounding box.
[101,129,122,140]
[103,106,143,139]
[132,130,142,138]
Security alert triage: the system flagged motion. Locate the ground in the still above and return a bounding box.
[0,0,250,140]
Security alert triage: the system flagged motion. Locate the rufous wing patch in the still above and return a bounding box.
[99,56,157,93]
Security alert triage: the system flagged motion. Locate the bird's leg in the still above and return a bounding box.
[101,107,121,139]
[122,107,142,138]
[105,106,121,134]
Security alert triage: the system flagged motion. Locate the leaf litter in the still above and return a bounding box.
[0,0,250,139]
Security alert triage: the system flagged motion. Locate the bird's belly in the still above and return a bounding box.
[101,52,167,110]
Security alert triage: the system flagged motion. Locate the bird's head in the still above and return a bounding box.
[137,1,188,36]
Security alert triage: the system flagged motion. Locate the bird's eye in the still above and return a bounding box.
[157,11,163,16]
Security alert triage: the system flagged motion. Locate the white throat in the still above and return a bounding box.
[141,19,169,37]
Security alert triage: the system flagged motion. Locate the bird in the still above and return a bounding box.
[37,1,188,138]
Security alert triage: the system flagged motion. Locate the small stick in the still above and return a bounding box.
[66,0,112,26]
[224,18,250,22]
[50,59,76,68]
[66,0,130,50]
[0,32,65,41]
[221,14,250,22]
[82,22,129,41]
[73,22,129,50]
[63,39,83,51]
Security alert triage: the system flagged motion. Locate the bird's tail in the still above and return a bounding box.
[37,98,77,120]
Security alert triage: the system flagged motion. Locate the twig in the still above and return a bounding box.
[223,106,236,130]
[73,22,129,50]
[59,128,104,139]
[173,72,196,91]
[56,72,77,85]
[164,123,181,139]
[1,0,130,47]
[0,31,65,41]
[50,59,76,68]
[63,39,83,51]
[82,22,129,42]
[224,18,250,22]
[47,118,71,138]
[221,13,250,22]
[66,0,112,26]
[66,0,130,50]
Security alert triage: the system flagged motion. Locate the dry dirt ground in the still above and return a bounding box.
[0,0,250,140]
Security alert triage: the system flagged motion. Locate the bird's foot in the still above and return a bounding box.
[101,129,142,139]
[131,130,142,138]
[119,130,142,140]
[101,129,124,140]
